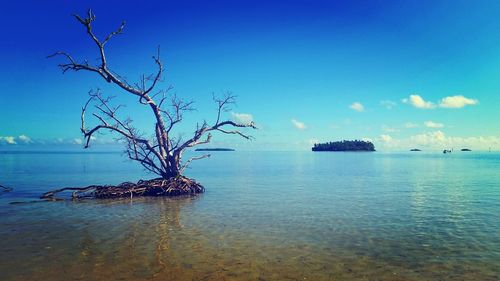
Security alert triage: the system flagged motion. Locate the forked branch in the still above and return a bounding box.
[50,9,256,179]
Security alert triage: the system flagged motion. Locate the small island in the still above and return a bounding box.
[312,140,375,152]
[195,148,235,152]
[410,149,422,151]
[461,148,472,152]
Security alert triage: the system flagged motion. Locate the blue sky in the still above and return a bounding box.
[1,0,500,151]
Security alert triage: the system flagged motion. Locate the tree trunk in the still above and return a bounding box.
[46,9,256,198]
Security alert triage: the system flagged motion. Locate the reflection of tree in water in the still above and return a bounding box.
[152,197,196,278]
[68,196,200,280]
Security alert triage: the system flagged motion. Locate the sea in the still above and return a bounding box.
[0,150,499,280]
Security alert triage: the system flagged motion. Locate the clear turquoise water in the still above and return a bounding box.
[0,151,499,280]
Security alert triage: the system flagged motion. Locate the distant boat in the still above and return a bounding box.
[410,148,421,152]
[443,149,452,154]
[461,148,472,152]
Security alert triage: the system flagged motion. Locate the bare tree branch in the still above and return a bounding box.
[51,10,256,179]
[103,21,126,45]
[174,94,256,155]
[180,154,211,173]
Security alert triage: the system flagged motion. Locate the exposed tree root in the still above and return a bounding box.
[40,176,204,200]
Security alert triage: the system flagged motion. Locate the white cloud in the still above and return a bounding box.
[349,102,364,112]
[402,94,478,110]
[382,125,397,133]
[438,95,478,108]
[380,134,393,142]
[0,135,34,145]
[412,131,446,144]
[291,119,306,130]
[17,135,32,144]
[0,136,16,145]
[424,121,444,128]
[405,122,418,128]
[402,94,436,109]
[231,112,254,125]
[378,130,500,150]
[308,138,319,146]
[73,138,83,145]
[380,100,397,109]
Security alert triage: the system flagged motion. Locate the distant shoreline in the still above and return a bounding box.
[0,150,120,155]
[195,148,235,152]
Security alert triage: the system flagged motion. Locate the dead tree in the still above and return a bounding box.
[48,10,255,192]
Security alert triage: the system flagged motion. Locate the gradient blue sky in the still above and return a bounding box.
[1,0,500,150]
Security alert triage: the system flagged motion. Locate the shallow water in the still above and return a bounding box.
[0,151,499,280]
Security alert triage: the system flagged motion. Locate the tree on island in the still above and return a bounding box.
[43,10,256,199]
[312,140,375,151]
